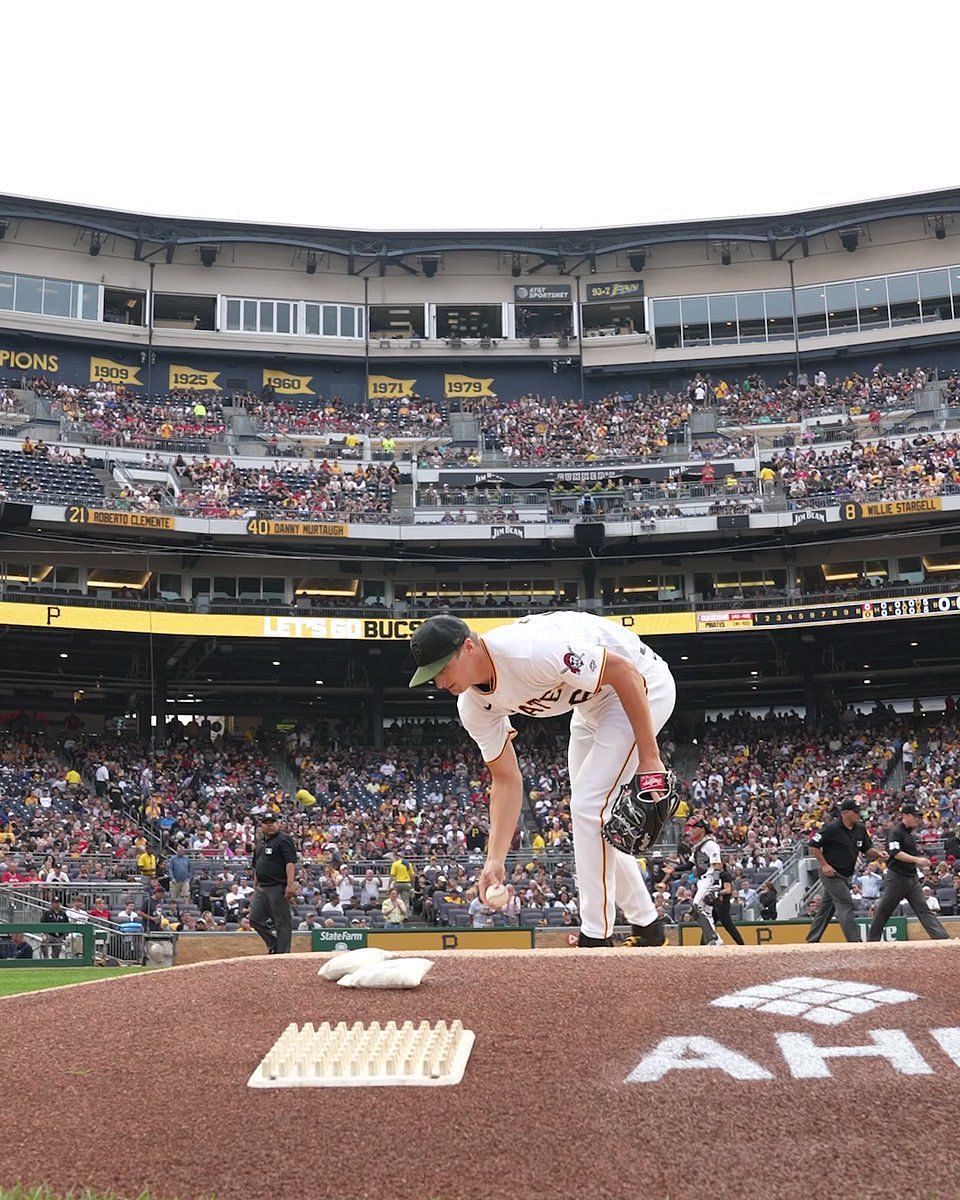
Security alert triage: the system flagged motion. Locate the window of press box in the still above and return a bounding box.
[103,288,145,325]
[369,305,426,340]
[601,575,682,602]
[581,300,646,337]
[514,304,573,339]
[158,573,184,599]
[302,303,364,339]
[436,305,503,340]
[153,293,217,331]
[694,570,786,597]
[1,564,53,586]
[919,553,960,579]
[820,560,888,585]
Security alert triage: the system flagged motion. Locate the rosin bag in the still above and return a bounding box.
[336,958,434,989]
[318,947,395,981]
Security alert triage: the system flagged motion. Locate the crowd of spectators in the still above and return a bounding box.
[174,457,399,520]
[767,430,960,504]
[698,366,929,426]
[475,392,691,465]
[3,704,960,935]
[34,380,227,446]
[248,394,449,439]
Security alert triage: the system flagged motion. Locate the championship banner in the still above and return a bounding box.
[585,280,644,303]
[168,365,222,392]
[842,498,942,521]
[245,518,348,538]
[444,373,496,400]
[262,368,315,396]
[65,505,175,531]
[368,374,417,400]
[90,357,143,387]
[0,348,58,373]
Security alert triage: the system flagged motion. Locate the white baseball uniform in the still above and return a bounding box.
[690,834,723,944]
[457,611,676,940]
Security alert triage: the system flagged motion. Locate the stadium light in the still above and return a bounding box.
[511,253,521,277]
[839,228,859,253]
[420,255,440,278]
[719,242,732,266]
[305,250,318,274]
[88,231,102,257]
[933,216,947,240]
[628,250,646,272]
[199,244,219,268]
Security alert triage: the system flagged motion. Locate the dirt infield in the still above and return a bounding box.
[2,941,959,1200]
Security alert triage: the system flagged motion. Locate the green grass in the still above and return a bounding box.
[0,1191,158,1200]
[0,966,147,997]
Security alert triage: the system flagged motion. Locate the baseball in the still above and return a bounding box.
[485,883,509,908]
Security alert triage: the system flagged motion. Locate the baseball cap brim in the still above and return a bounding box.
[409,652,455,687]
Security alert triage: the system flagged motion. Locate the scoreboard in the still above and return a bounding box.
[695,592,960,632]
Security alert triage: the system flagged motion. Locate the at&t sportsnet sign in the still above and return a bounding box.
[514,284,571,302]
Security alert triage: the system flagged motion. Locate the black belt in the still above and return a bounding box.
[257,881,286,887]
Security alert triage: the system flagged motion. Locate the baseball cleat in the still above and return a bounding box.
[577,932,614,947]
[622,918,667,948]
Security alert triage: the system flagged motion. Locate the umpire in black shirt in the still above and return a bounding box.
[250,813,298,955]
[806,798,881,943]
[867,803,949,941]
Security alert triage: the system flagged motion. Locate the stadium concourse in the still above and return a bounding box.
[1,942,958,1200]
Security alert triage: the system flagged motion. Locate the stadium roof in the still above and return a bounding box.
[3,187,960,269]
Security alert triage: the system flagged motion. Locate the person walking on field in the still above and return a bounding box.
[806,798,882,943]
[867,803,949,942]
[409,612,677,948]
[249,813,298,955]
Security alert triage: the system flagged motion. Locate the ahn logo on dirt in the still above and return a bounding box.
[625,974,960,1083]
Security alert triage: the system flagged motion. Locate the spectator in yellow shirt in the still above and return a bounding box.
[388,853,414,906]
[65,769,81,786]
[296,787,317,810]
[137,850,157,878]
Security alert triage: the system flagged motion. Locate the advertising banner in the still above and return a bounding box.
[514,284,571,302]
[585,280,644,303]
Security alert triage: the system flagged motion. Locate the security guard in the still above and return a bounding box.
[249,813,298,955]
[806,798,881,942]
[867,803,949,941]
[41,896,71,959]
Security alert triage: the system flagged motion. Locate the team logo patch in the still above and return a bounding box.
[562,650,584,675]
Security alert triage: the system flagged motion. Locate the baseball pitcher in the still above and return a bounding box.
[409,611,677,947]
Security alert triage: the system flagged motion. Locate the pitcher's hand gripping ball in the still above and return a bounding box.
[485,883,509,909]
[601,770,680,857]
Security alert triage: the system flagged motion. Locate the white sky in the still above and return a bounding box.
[7,1,958,232]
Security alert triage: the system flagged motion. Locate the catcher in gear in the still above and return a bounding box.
[686,816,725,946]
[408,611,677,948]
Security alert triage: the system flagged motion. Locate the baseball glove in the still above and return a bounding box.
[601,770,680,857]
